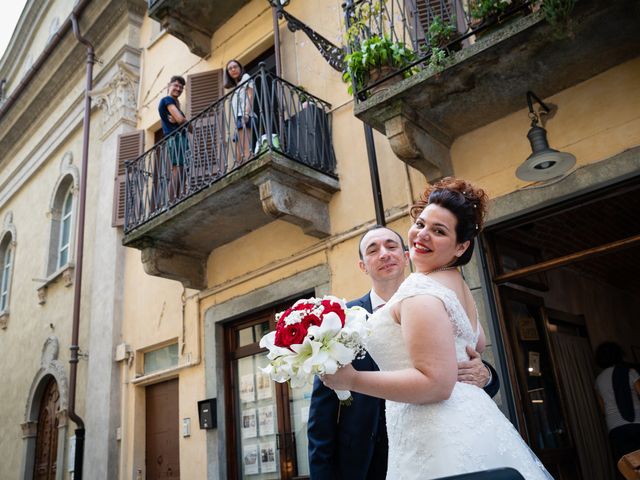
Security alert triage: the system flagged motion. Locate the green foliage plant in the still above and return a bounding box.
[342,35,417,96]
[469,0,514,20]
[428,15,458,48]
[541,0,576,37]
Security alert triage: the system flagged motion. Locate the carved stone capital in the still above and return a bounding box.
[90,61,139,138]
[385,114,453,182]
[141,246,207,290]
[21,421,37,438]
[56,409,69,427]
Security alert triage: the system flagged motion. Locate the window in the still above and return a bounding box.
[46,173,76,276]
[144,343,179,375]
[224,300,312,479]
[57,186,73,269]
[0,234,14,313]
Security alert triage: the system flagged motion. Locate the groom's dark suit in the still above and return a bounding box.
[308,292,387,480]
[307,292,501,480]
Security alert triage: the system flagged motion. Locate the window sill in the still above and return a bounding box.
[37,263,75,305]
[131,359,199,386]
[0,311,8,329]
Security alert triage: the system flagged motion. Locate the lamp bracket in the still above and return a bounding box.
[526,91,556,128]
[269,1,346,72]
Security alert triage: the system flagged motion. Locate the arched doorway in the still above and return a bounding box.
[33,376,60,480]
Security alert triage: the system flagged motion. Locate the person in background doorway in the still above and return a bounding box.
[595,341,640,477]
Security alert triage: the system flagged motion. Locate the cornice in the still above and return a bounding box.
[0,0,145,157]
[0,0,49,82]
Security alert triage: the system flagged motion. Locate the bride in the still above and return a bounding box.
[323,178,553,479]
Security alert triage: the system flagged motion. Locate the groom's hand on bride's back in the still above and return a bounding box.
[457,345,490,389]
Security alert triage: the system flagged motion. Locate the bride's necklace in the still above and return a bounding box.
[422,266,456,276]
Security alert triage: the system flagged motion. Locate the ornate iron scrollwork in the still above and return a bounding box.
[269,1,346,72]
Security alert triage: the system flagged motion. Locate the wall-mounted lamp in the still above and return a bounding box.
[516,91,576,182]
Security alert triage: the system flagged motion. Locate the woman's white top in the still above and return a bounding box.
[230,73,255,119]
[595,366,640,431]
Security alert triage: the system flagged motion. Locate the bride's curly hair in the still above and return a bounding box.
[410,177,489,266]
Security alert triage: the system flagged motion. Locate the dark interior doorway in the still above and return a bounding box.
[485,176,640,480]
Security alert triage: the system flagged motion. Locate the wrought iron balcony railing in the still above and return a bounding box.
[343,0,533,97]
[124,67,336,233]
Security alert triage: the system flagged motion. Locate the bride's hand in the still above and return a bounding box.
[321,364,357,390]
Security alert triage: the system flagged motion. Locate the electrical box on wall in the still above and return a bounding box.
[198,398,217,429]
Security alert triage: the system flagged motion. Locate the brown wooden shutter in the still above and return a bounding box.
[412,0,456,48]
[187,69,224,118]
[113,130,144,227]
[186,70,225,188]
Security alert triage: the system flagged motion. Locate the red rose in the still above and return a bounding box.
[274,321,286,347]
[302,313,322,328]
[321,299,346,326]
[279,322,308,348]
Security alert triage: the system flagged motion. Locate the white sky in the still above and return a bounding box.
[0,0,29,61]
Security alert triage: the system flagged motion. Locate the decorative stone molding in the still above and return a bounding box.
[37,285,47,305]
[90,60,139,138]
[0,311,9,329]
[20,421,37,438]
[36,264,75,305]
[161,16,211,58]
[384,110,453,182]
[62,265,74,287]
[1,211,17,245]
[141,246,208,290]
[255,176,331,238]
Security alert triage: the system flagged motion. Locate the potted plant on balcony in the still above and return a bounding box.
[427,15,458,49]
[342,34,417,97]
[469,0,526,35]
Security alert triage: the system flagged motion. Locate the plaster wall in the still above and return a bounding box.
[451,58,640,198]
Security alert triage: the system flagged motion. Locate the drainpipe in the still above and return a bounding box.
[68,12,95,480]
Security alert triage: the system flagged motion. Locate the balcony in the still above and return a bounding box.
[123,69,339,289]
[344,0,640,180]
[147,0,250,57]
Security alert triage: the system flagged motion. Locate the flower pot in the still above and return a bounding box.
[367,64,402,96]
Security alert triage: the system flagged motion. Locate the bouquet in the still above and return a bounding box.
[259,295,370,403]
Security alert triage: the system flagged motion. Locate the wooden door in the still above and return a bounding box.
[34,377,59,480]
[146,378,180,479]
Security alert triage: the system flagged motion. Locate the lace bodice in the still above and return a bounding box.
[366,272,479,371]
[364,273,553,480]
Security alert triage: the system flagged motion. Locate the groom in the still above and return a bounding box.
[307,225,500,480]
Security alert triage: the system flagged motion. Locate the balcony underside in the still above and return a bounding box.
[123,152,339,289]
[148,0,250,57]
[355,0,640,180]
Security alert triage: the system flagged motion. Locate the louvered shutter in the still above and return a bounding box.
[113,130,144,227]
[186,70,225,189]
[411,0,457,48]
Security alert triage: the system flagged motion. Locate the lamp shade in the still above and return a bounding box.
[516,125,576,181]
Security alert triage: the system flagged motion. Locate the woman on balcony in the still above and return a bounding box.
[224,59,256,167]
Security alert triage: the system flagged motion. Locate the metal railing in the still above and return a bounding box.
[124,66,336,233]
[343,0,533,97]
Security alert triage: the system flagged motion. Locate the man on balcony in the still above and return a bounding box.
[158,75,188,200]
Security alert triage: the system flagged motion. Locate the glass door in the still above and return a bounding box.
[225,302,313,480]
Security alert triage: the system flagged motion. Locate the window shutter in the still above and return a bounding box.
[411,0,456,48]
[187,69,224,119]
[113,130,144,227]
[187,70,225,188]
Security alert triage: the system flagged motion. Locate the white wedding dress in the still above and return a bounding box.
[366,273,554,479]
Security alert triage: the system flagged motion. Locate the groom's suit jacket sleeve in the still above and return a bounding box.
[308,293,379,480]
